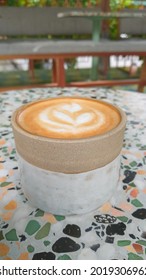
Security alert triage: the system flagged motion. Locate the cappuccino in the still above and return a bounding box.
[17,97,121,139]
[12,96,126,215]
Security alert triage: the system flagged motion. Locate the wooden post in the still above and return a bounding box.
[52,58,66,87]
[100,0,110,78]
[0,0,7,5]
[101,0,110,38]
[28,59,35,80]
[138,56,146,92]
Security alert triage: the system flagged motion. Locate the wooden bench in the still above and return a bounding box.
[118,9,146,92]
[0,6,95,88]
[0,7,146,91]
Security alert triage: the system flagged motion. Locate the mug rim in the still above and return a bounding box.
[12,96,127,143]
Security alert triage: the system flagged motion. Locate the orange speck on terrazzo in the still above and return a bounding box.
[16,241,20,250]
[0,163,4,169]
[137,170,146,175]
[0,189,8,200]
[125,185,132,193]
[2,211,13,221]
[0,139,6,146]
[132,243,143,254]
[43,213,57,224]
[0,243,10,257]
[125,245,136,253]
[130,188,139,198]
[3,256,12,260]
[119,202,134,212]
[18,252,29,260]
[99,202,112,213]
[4,200,17,210]
[111,208,124,217]
[0,176,7,182]
[0,157,4,161]
[9,169,14,176]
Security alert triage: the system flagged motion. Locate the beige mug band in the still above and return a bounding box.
[12,98,126,174]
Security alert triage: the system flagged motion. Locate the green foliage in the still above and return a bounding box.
[5,0,101,7]
[5,0,137,7]
[110,0,133,10]
[109,0,135,39]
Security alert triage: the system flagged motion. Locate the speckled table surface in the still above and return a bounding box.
[0,87,146,260]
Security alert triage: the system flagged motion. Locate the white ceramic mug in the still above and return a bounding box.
[12,97,126,215]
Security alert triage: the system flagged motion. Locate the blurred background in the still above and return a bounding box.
[0,0,145,90]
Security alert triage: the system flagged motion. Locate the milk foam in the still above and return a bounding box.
[17,98,121,139]
[62,103,81,113]
[38,102,105,135]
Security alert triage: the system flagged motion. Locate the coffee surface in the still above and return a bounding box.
[17,97,121,139]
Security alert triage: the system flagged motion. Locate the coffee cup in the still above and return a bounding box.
[12,96,126,215]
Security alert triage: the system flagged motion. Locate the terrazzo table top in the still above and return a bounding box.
[0,87,146,260]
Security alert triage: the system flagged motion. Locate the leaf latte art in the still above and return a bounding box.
[17,97,121,139]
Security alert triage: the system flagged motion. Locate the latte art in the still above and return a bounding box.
[17,97,121,139]
[38,102,105,135]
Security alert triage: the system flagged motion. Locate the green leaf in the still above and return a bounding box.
[124,165,131,170]
[35,223,51,240]
[128,252,143,260]
[129,182,136,188]
[35,209,44,217]
[136,240,146,246]
[117,216,128,223]
[57,254,72,260]
[5,229,18,241]
[0,182,12,188]
[54,215,65,221]
[27,245,35,253]
[25,220,41,236]
[44,241,50,247]
[130,161,137,167]
[131,199,143,207]
[117,240,131,247]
